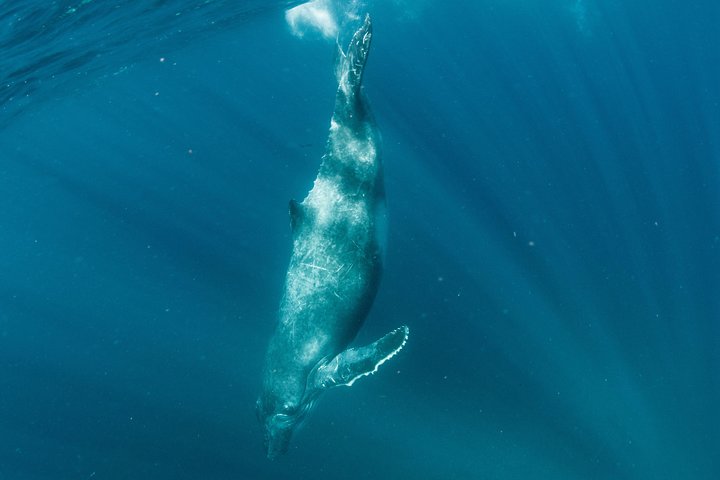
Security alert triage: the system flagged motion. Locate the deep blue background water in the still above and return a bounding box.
[1,1,719,478]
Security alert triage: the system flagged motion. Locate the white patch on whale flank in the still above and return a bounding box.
[299,335,326,364]
[305,177,367,227]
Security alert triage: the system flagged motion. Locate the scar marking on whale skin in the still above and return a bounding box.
[300,262,330,272]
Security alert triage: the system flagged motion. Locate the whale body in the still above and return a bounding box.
[256,15,408,459]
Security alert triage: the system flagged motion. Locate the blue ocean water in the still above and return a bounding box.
[1,0,718,478]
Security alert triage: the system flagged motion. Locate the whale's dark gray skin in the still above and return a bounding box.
[256,15,409,459]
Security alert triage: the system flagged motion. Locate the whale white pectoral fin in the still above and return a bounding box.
[314,325,409,389]
[289,199,306,232]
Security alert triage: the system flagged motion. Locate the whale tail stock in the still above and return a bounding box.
[335,13,372,100]
[312,326,409,390]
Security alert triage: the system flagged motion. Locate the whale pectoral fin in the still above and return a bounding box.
[314,326,409,390]
[289,199,306,232]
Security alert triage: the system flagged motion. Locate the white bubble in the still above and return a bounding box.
[285,0,339,39]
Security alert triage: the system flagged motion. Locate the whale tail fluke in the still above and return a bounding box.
[336,14,372,99]
[312,325,409,389]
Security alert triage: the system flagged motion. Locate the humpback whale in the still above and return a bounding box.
[256,15,409,459]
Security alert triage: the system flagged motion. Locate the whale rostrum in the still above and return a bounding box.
[256,15,409,459]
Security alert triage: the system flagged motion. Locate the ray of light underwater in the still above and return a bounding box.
[0,1,718,479]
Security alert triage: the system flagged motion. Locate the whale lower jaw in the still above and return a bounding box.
[312,325,410,390]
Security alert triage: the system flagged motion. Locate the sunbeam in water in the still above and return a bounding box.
[0,0,718,479]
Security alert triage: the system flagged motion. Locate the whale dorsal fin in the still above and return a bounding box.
[312,326,409,390]
[289,199,306,233]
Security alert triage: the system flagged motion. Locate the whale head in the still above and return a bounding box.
[256,392,313,459]
[256,325,409,458]
[259,409,294,459]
